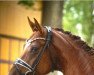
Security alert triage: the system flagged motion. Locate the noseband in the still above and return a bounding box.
[14,26,52,75]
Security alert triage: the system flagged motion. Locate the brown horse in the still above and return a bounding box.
[9,18,94,75]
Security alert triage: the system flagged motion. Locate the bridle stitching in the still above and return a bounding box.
[14,58,32,71]
[26,38,46,44]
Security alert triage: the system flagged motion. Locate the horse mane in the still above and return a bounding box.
[55,28,94,56]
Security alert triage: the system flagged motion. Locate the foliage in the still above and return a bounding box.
[18,0,35,8]
[63,0,94,46]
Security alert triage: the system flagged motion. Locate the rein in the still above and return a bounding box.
[14,26,52,75]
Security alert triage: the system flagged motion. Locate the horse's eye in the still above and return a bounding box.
[31,47,38,53]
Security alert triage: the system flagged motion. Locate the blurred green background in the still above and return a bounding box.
[63,0,94,47]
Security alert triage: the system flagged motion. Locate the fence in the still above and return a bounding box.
[0,34,26,75]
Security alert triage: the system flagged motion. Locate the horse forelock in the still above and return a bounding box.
[54,28,94,56]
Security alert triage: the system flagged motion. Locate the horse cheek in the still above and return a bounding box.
[37,53,52,74]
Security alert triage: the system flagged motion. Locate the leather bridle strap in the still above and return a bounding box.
[14,26,52,75]
[31,26,52,69]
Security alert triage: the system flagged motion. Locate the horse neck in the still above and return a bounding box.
[51,30,94,75]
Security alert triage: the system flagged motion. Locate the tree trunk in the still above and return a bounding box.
[42,1,64,75]
[42,1,64,28]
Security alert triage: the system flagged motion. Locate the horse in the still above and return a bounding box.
[9,17,94,75]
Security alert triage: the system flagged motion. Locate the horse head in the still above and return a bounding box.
[9,17,59,75]
[9,17,94,75]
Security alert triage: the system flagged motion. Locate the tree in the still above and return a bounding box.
[63,0,94,47]
[42,1,64,28]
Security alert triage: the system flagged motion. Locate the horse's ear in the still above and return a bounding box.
[27,17,38,32]
[34,18,43,34]
[27,17,43,34]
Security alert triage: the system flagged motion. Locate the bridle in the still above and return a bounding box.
[14,26,52,75]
